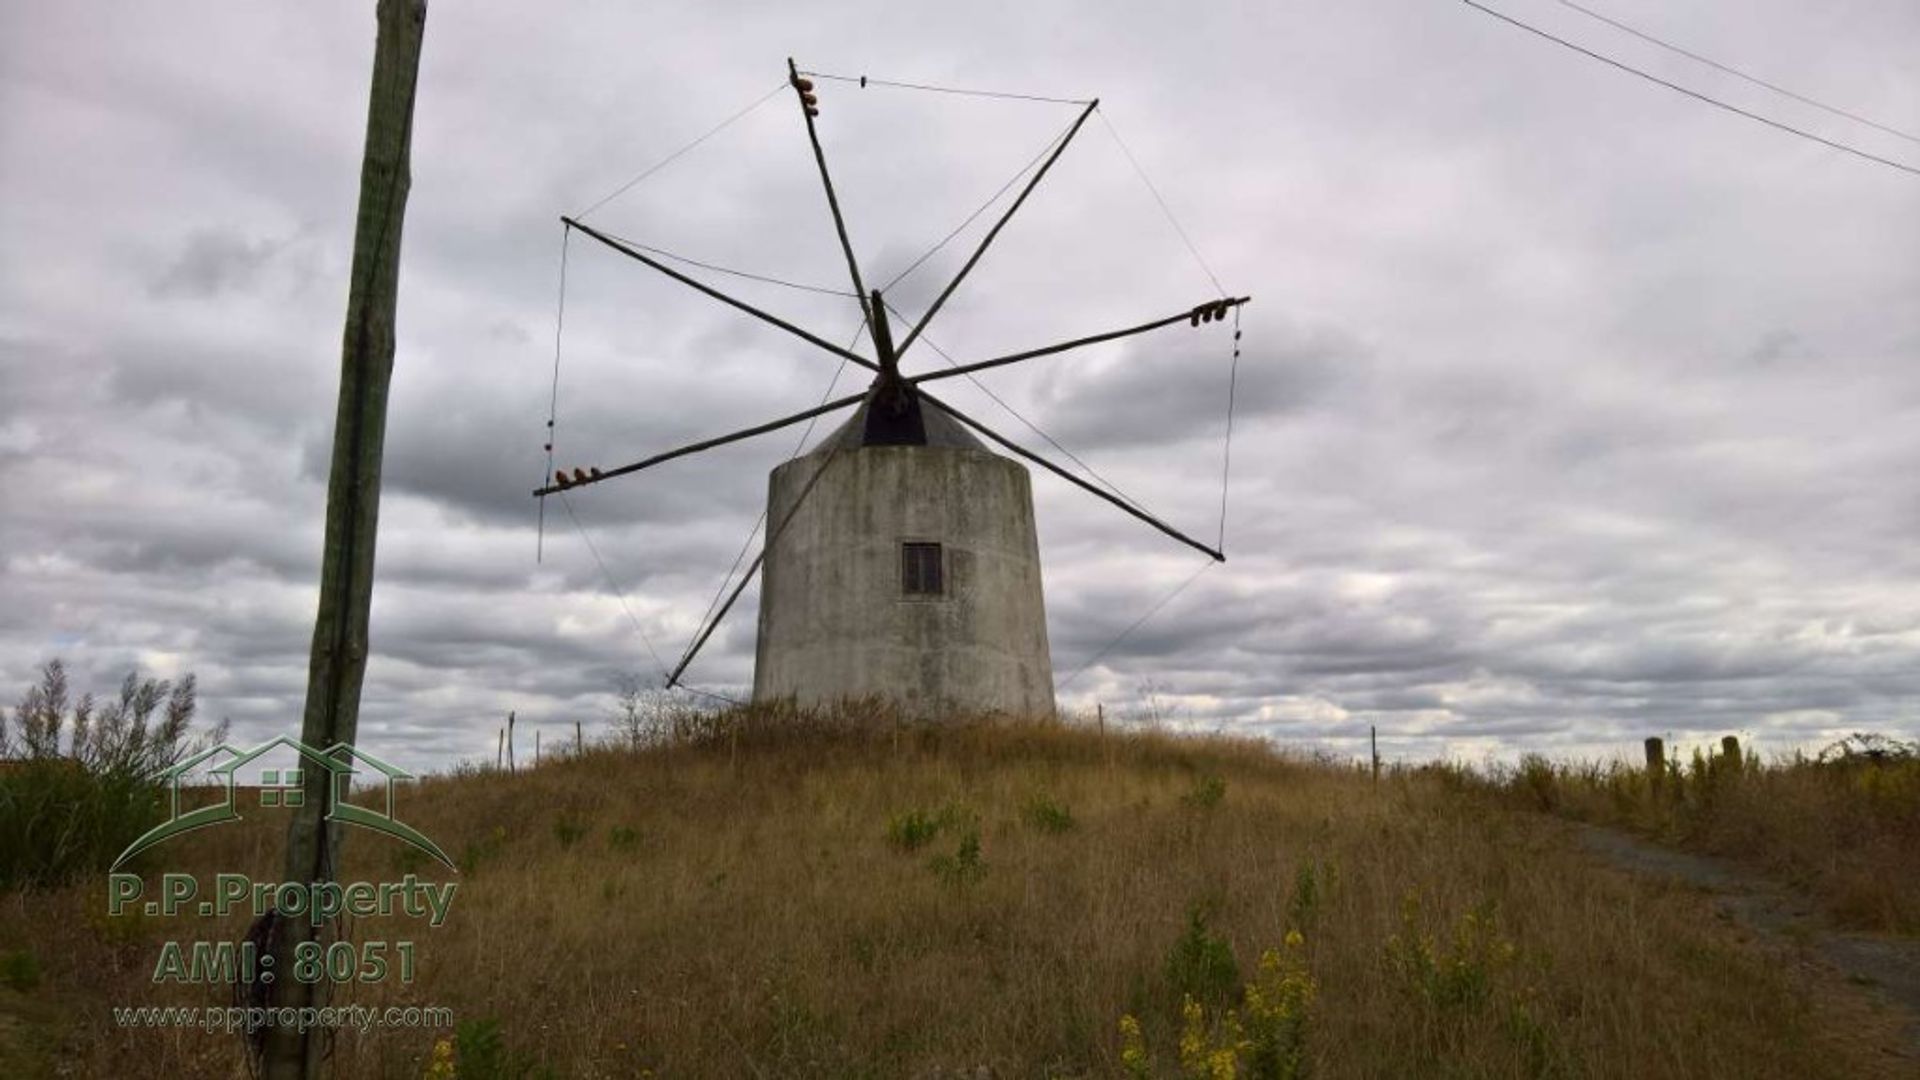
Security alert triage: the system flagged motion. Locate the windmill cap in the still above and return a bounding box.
[809,387,988,454]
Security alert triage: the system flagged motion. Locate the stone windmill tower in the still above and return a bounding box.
[752,308,1054,716]
[537,60,1245,716]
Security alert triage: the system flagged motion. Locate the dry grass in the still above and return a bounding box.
[1464,737,1920,935]
[0,706,1906,1077]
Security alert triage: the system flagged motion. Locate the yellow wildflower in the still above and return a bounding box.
[1119,1013,1151,1079]
[421,1037,456,1080]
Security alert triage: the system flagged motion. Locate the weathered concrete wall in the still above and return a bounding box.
[752,444,1055,717]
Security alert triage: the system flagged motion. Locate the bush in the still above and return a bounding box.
[1125,931,1316,1080]
[0,660,225,887]
[1181,774,1227,810]
[1385,894,1514,1011]
[1165,907,1239,1008]
[449,1017,554,1080]
[1021,793,1075,834]
[887,809,941,852]
[551,815,587,850]
[887,803,975,852]
[459,826,509,875]
[0,949,40,991]
[928,830,987,889]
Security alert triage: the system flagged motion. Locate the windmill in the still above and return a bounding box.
[538,60,1247,716]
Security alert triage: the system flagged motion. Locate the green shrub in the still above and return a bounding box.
[1181,774,1228,810]
[0,660,225,887]
[1386,894,1513,1010]
[928,830,987,888]
[1165,907,1239,1008]
[0,949,40,991]
[887,809,941,851]
[1516,754,1560,811]
[1288,863,1319,927]
[888,803,976,852]
[607,825,641,852]
[459,826,508,875]
[452,1017,555,1079]
[391,845,430,876]
[1021,793,1076,834]
[551,815,587,850]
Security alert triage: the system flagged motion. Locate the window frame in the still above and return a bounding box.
[900,540,945,598]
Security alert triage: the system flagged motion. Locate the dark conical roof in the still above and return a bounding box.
[810,380,988,455]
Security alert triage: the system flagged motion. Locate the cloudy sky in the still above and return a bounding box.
[3,0,1916,769]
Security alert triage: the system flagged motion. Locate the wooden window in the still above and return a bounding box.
[901,542,944,596]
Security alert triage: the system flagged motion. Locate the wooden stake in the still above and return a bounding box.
[508,710,516,774]
[535,729,541,765]
[265,3,427,1076]
[576,719,583,754]
[1371,725,1380,787]
[1645,736,1666,798]
[496,727,503,770]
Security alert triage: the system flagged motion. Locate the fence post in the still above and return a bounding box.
[496,728,503,770]
[1645,736,1666,798]
[508,711,516,774]
[576,720,583,755]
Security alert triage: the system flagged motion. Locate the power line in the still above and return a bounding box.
[799,70,1092,107]
[1460,0,1920,179]
[574,81,788,220]
[1546,0,1920,146]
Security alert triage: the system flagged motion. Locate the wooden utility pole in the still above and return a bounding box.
[264,2,427,1077]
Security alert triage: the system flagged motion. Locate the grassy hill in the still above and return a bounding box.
[1,706,1912,1077]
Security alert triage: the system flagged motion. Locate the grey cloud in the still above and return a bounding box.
[1035,318,1370,451]
[148,229,289,299]
[3,0,1916,773]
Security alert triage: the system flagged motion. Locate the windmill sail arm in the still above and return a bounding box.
[895,98,1101,360]
[788,58,874,330]
[908,296,1250,386]
[533,389,866,497]
[667,548,763,689]
[918,390,1225,562]
[562,217,879,374]
[667,443,849,687]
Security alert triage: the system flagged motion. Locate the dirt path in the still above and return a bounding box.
[1572,822,1920,1066]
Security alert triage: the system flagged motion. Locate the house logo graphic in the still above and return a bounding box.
[110,735,455,871]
